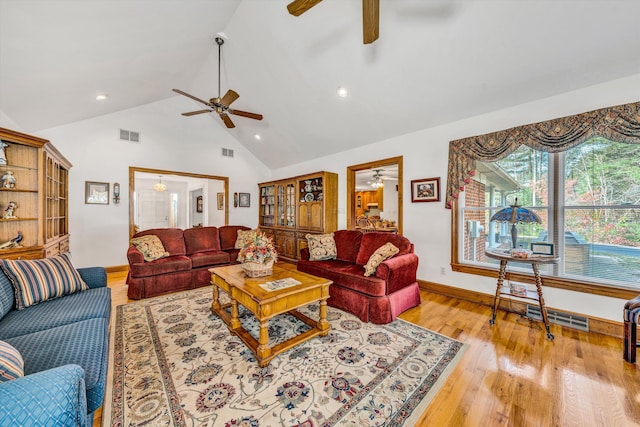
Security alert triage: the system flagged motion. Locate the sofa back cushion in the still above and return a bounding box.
[333,230,363,263]
[219,225,251,251]
[184,227,221,255]
[133,228,186,256]
[0,272,14,320]
[355,232,413,266]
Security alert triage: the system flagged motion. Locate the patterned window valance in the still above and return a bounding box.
[445,101,640,208]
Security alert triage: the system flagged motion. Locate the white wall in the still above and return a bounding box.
[270,73,640,322]
[36,97,270,268]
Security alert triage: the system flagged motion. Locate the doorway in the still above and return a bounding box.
[347,156,403,234]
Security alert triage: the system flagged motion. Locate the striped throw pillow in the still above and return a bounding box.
[0,340,24,382]
[0,253,88,310]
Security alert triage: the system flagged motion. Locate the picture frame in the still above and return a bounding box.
[196,195,203,213]
[239,192,250,207]
[85,181,109,205]
[411,177,440,203]
[531,242,554,255]
[233,192,238,208]
[217,192,224,210]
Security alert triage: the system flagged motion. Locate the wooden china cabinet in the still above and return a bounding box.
[0,127,71,260]
[258,171,338,261]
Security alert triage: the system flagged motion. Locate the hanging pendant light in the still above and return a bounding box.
[154,176,166,192]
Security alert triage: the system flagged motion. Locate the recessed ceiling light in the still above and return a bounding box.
[336,87,349,98]
[254,134,262,141]
[95,94,108,101]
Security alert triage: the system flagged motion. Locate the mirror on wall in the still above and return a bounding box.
[347,156,403,234]
[129,167,229,237]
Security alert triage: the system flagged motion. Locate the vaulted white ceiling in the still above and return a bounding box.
[1,0,639,169]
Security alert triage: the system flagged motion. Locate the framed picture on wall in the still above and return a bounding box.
[85,181,109,205]
[196,195,203,213]
[411,177,440,203]
[217,192,224,210]
[239,192,250,207]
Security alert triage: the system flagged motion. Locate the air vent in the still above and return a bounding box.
[222,148,234,158]
[526,305,589,332]
[119,129,141,143]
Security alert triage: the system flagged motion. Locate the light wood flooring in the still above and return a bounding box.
[97,271,640,426]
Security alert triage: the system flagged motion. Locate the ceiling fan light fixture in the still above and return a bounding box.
[154,176,166,192]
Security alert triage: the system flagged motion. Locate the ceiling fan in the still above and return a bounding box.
[287,0,380,44]
[369,169,397,188]
[172,37,263,129]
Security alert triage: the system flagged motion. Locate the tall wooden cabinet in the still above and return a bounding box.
[0,127,71,260]
[259,171,338,262]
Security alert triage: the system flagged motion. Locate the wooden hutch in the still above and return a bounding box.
[0,127,71,260]
[258,171,338,261]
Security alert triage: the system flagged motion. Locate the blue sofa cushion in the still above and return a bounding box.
[0,340,23,382]
[0,287,111,340]
[0,364,87,427]
[5,318,109,414]
[0,274,13,321]
[0,254,88,309]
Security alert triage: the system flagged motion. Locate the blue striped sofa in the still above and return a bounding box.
[0,265,111,426]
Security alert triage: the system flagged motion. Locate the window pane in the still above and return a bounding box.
[565,137,640,206]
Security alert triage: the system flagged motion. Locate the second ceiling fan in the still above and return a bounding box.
[173,37,263,128]
[287,0,380,44]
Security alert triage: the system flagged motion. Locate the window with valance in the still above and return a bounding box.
[446,101,640,297]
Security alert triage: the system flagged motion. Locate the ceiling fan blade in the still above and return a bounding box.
[220,89,239,107]
[172,89,211,107]
[181,109,212,116]
[287,0,322,16]
[362,0,379,44]
[220,113,235,128]
[229,109,263,121]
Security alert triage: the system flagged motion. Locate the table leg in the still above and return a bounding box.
[318,299,330,336]
[230,298,241,330]
[532,263,554,340]
[257,320,271,367]
[490,260,508,325]
[211,285,220,313]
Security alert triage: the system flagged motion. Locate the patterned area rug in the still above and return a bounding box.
[103,287,465,426]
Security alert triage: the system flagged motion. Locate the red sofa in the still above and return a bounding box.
[297,230,421,324]
[126,225,250,299]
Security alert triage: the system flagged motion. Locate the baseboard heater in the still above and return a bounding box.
[526,305,589,332]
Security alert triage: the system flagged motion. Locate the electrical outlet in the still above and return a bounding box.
[440,267,446,275]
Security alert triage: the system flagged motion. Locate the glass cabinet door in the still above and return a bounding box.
[277,184,285,226]
[286,182,296,227]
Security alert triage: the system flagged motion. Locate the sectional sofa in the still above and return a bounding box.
[126,225,250,299]
[297,230,421,324]
[0,260,110,427]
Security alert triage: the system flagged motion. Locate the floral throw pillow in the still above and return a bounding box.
[131,235,170,262]
[364,242,399,277]
[306,233,337,261]
[235,229,258,249]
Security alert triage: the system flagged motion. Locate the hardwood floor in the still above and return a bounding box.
[97,271,640,426]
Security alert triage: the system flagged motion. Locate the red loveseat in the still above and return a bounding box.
[297,230,421,324]
[126,225,250,299]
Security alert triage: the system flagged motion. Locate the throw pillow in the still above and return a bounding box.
[0,340,23,382]
[363,242,399,277]
[0,253,89,310]
[306,233,337,261]
[235,229,257,249]
[131,235,170,262]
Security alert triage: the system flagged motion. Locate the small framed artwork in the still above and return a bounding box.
[217,192,224,210]
[85,181,109,205]
[411,177,440,203]
[239,192,250,207]
[531,242,554,255]
[196,195,203,213]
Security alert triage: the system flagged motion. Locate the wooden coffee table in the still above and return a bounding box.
[210,263,331,367]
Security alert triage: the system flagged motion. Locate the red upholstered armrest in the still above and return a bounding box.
[625,295,640,310]
[127,245,145,265]
[375,253,418,292]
